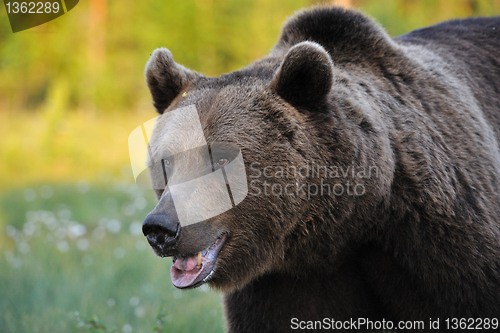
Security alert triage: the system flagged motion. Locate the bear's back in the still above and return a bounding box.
[398,17,500,138]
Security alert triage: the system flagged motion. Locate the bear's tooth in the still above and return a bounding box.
[197,252,202,266]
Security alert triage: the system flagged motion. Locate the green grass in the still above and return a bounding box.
[0,182,225,333]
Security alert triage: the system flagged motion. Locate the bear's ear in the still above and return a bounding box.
[270,41,333,110]
[145,48,198,114]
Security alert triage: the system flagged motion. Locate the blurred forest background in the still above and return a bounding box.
[1,0,500,332]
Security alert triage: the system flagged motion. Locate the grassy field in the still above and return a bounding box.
[0,181,225,333]
[0,101,226,332]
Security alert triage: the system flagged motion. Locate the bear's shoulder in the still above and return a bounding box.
[272,7,400,65]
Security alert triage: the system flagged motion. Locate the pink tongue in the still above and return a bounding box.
[174,256,198,271]
[170,256,203,288]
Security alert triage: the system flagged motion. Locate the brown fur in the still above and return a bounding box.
[143,7,500,332]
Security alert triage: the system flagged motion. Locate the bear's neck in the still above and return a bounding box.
[223,260,382,333]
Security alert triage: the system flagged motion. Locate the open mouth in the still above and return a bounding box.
[170,233,227,289]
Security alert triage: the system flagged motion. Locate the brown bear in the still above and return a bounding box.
[141,6,500,333]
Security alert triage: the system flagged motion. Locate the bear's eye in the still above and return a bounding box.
[216,158,228,167]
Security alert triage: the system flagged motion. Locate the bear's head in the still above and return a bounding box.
[142,10,395,292]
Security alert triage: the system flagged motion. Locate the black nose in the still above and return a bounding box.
[142,213,181,254]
